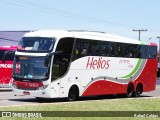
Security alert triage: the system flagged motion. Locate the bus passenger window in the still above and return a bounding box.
[138,45,146,59]
[146,46,157,59]
[99,44,106,56]
[73,39,89,60]
[108,44,114,57]
[150,46,157,58]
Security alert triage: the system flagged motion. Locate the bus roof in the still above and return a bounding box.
[23,30,156,46]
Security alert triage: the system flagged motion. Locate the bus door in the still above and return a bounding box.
[51,37,74,97]
[51,54,66,97]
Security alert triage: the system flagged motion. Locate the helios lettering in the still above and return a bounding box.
[86,57,110,69]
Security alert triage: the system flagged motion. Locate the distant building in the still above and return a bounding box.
[0,31,30,46]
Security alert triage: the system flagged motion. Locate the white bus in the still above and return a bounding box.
[10,30,157,101]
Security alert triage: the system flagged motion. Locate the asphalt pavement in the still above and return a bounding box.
[0,82,160,107]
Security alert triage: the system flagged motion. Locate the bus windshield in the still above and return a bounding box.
[13,56,49,80]
[17,37,55,52]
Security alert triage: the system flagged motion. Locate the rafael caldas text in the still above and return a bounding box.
[86,57,110,69]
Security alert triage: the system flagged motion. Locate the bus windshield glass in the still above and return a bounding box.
[17,37,55,52]
[13,56,49,80]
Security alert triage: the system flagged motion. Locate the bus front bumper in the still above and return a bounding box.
[12,88,51,98]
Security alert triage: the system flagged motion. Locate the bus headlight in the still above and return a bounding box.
[38,84,49,90]
[12,82,18,89]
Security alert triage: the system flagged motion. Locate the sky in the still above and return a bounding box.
[0,0,160,45]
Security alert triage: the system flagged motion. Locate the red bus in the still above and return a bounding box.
[0,46,17,88]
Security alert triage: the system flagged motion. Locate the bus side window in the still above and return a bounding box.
[73,39,89,60]
[150,46,157,58]
[114,43,123,57]
[0,50,15,61]
[99,41,108,56]
[109,43,115,57]
[138,45,146,59]
[88,40,98,56]
[146,46,157,59]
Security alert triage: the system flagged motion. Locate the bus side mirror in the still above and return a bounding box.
[2,51,15,63]
[44,51,63,67]
[44,54,50,67]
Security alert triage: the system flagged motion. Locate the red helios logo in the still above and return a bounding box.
[86,57,110,69]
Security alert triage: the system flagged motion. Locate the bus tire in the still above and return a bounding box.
[126,84,134,98]
[68,85,79,101]
[135,84,143,97]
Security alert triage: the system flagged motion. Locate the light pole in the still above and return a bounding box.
[157,36,160,63]
[133,29,147,41]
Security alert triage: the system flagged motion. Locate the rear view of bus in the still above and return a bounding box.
[0,46,17,88]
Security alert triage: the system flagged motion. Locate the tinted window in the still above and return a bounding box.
[17,37,55,52]
[0,50,14,61]
[72,38,157,60]
[52,38,74,80]
[73,39,89,60]
[146,46,157,59]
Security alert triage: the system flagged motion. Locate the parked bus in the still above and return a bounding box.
[8,30,157,100]
[0,46,17,88]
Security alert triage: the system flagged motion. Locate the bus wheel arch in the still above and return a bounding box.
[68,85,79,101]
[135,83,143,97]
[126,83,134,98]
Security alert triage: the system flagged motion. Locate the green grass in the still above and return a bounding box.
[1,97,160,120]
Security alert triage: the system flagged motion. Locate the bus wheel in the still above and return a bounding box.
[68,85,79,101]
[135,84,143,97]
[126,84,134,98]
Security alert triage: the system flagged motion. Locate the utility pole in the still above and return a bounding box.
[133,29,148,41]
